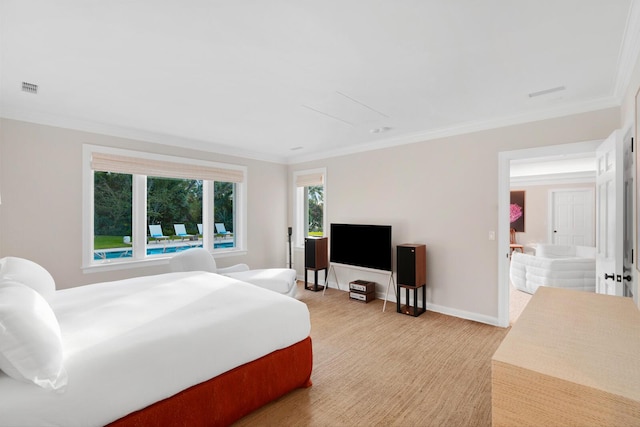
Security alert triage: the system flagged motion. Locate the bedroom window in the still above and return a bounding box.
[83,146,247,270]
[293,169,326,247]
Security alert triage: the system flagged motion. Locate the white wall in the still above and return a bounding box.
[0,119,289,289]
[0,107,624,322]
[290,108,619,324]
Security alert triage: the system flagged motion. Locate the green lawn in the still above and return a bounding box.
[94,235,128,249]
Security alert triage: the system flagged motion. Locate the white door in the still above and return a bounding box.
[550,189,594,246]
[595,129,624,296]
[622,128,635,298]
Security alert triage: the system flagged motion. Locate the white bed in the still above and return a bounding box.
[510,244,596,294]
[0,262,311,427]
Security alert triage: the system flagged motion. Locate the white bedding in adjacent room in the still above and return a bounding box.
[0,271,311,427]
[510,251,596,294]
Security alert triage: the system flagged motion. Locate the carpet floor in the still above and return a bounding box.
[234,282,510,426]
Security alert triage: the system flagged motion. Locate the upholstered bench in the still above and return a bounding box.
[225,268,297,297]
[169,248,297,297]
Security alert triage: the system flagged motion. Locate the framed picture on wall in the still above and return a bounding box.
[510,190,525,232]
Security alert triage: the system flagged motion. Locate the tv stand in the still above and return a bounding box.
[322,264,341,295]
[323,264,394,311]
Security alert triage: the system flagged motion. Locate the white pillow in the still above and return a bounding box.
[0,257,56,302]
[0,280,68,391]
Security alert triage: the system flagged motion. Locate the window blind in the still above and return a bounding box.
[295,172,323,187]
[91,152,244,183]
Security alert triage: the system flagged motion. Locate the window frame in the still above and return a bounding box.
[82,145,247,272]
[292,168,327,248]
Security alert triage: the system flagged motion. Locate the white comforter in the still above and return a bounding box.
[0,272,311,427]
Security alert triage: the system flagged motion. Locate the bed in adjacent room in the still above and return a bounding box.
[0,257,312,427]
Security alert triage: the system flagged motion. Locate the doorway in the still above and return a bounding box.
[497,140,602,327]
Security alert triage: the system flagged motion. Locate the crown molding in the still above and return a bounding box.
[1,95,620,167]
[0,107,289,165]
[287,97,619,164]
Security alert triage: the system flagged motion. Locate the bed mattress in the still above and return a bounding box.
[0,271,311,427]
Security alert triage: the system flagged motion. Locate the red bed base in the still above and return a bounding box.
[108,336,313,427]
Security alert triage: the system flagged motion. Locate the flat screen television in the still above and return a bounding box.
[329,223,392,272]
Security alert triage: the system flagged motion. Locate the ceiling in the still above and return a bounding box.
[1,1,639,164]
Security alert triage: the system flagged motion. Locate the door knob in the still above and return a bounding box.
[623,275,632,281]
[604,273,615,280]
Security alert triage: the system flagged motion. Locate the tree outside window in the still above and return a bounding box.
[94,171,132,258]
[307,185,323,236]
[92,175,236,259]
[147,177,203,238]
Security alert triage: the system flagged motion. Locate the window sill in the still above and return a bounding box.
[83,249,248,273]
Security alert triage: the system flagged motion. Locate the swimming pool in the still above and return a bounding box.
[94,242,234,260]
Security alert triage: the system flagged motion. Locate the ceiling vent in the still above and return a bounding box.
[21,82,38,94]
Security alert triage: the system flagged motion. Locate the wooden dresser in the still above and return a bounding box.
[492,287,640,426]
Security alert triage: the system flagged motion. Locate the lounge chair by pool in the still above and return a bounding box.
[215,223,231,235]
[174,224,194,241]
[148,224,169,243]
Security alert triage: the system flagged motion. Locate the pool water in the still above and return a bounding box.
[94,241,234,260]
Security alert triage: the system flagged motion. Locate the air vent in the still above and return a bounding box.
[21,82,38,94]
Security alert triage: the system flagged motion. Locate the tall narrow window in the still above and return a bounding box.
[306,185,324,237]
[213,181,235,250]
[93,172,132,260]
[294,169,326,247]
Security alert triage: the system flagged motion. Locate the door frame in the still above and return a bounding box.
[497,139,602,327]
[548,188,595,245]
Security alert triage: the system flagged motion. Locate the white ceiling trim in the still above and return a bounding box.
[0,107,289,164]
[287,96,620,164]
[1,91,620,166]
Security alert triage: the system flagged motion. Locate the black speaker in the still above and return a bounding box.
[397,244,426,286]
[305,237,328,269]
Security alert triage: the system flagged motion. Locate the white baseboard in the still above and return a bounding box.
[301,278,502,327]
[424,303,502,327]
